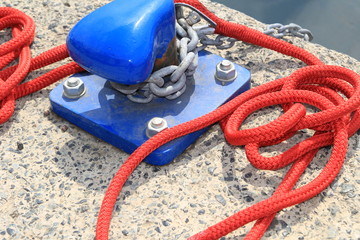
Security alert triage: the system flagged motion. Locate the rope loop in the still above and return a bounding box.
[96,1,360,239]
[222,64,360,172]
[1,4,360,240]
[0,7,83,124]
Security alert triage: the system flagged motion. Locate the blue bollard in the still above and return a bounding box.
[67,0,176,85]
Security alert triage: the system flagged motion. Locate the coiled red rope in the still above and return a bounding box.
[1,2,359,240]
[0,8,83,124]
[95,1,360,239]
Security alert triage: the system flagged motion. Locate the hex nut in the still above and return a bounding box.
[215,60,238,84]
[63,77,86,99]
[146,117,168,138]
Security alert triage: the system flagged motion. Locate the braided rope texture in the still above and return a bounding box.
[95,0,360,240]
[1,3,359,240]
[0,7,83,124]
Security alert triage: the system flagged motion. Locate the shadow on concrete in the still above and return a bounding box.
[52,122,223,193]
[218,129,359,239]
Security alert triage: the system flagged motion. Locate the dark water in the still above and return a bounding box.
[212,0,360,60]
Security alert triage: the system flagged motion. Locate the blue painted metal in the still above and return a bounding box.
[66,0,175,85]
[50,51,251,165]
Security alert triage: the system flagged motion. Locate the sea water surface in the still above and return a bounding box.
[212,0,360,60]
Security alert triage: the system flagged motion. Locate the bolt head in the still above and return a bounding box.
[67,77,80,87]
[215,60,237,83]
[219,60,232,70]
[146,117,168,138]
[151,118,165,128]
[63,77,85,99]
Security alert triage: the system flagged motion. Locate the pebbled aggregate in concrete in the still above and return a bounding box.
[0,0,359,239]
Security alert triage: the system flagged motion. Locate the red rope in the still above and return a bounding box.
[1,2,359,240]
[0,7,83,124]
[95,1,360,239]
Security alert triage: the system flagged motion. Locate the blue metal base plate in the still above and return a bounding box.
[50,50,250,165]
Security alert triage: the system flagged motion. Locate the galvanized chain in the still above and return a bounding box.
[116,5,314,103]
[195,26,237,51]
[196,23,314,50]
[113,6,200,103]
[263,23,313,41]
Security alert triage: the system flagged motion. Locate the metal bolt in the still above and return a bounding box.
[151,118,165,128]
[63,77,86,99]
[215,60,238,85]
[219,60,232,70]
[66,77,80,87]
[146,117,168,138]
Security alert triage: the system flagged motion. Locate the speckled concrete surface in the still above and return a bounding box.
[1,0,359,239]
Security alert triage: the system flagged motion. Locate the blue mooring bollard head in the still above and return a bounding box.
[66,0,176,85]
